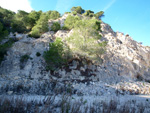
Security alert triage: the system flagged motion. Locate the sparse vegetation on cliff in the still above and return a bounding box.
[66,18,107,63]
[51,22,61,32]
[0,5,150,113]
[43,37,71,71]
[44,14,107,71]
[0,39,14,63]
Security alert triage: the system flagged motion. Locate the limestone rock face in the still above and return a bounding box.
[101,22,150,81]
[0,16,150,95]
[0,34,51,80]
[54,30,70,39]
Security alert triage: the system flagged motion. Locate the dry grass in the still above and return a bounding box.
[0,95,149,113]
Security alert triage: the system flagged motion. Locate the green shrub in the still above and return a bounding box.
[0,39,14,63]
[48,11,60,20]
[0,22,9,41]
[11,19,27,33]
[0,7,15,32]
[61,26,69,30]
[94,11,104,19]
[71,6,85,14]
[83,10,94,17]
[20,54,30,63]
[64,12,71,14]
[27,10,42,30]
[44,38,64,71]
[44,37,71,71]
[63,15,81,30]
[72,11,77,15]
[30,28,40,38]
[51,22,60,32]
[30,13,49,38]
[36,52,41,57]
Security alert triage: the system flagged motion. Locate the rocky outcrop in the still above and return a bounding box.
[101,22,150,81]
[0,15,150,96]
[48,14,69,30]
[0,33,52,80]
[54,30,70,39]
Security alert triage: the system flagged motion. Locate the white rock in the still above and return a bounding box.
[7,91,13,95]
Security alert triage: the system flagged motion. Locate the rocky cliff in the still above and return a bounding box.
[101,22,150,81]
[0,14,150,96]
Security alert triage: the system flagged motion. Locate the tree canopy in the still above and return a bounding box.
[0,6,104,38]
[0,22,8,40]
[30,13,49,38]
[66,17,106,63]
[48,11,60,20]
[71,6,85,14]
[64,15,81,30]
[95,11,104,19]
[83,10,95,17]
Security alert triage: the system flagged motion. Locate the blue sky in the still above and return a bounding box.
[0,0,149,46]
